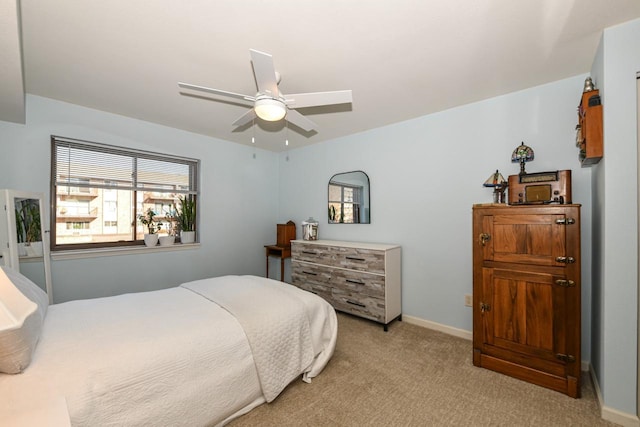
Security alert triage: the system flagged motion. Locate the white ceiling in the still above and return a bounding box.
[3,0,640,152]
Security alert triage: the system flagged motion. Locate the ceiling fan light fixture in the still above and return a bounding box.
[254,98,286,121]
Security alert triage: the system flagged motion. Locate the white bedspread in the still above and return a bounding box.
[182,275,330,402]
[0,275,337,426]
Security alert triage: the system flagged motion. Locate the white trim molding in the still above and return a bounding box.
[590,364,640,427]
[402,314,472,340]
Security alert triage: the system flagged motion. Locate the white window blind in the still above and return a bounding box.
[53,136,198,194]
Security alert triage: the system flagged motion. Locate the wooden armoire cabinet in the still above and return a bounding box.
[472,204,581,397]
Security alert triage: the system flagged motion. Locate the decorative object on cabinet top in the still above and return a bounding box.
[511,142,535,176]
[301,217,319,241]
[508,170,572,205]
[483,170,508,204]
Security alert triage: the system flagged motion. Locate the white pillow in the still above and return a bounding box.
[0,266,49,374]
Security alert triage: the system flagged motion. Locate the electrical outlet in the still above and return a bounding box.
[464,294,472,307]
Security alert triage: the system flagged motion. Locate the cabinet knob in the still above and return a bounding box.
[479,233,491,246]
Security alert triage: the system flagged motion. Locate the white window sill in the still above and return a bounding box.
[51,243,200,261]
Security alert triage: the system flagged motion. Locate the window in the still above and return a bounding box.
[66,222,90,230]
[51,136,199,250]
[328,182,362,223]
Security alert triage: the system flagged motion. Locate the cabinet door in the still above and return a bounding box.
[480,268,568,371]
[481,213,569,266]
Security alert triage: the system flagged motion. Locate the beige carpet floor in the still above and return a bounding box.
[229,312,617,427]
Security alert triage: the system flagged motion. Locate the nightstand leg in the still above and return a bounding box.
[280,257,285,282]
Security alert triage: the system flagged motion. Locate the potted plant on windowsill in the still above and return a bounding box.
[176,195,196,244]
[138,209,162,247]
[159,205,177,246]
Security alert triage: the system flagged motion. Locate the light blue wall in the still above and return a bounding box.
[0,95,280,302]
[278,75,593,358]
[590,17,640,416]
[2,31,637,415]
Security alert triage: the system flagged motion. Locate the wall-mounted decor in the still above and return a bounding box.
[328,171,370,224]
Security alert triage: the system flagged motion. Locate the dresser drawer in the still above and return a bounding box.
[291,261,332,298]
[292,242,333,265]
[331,288,385,322]
[330,268,385,298]
[330,247,385,274]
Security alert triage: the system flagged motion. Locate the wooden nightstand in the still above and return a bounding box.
[265,221,296,281]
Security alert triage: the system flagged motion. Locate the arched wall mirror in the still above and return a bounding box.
[328,170,370,224]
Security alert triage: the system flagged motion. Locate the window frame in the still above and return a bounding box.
[50,136,200,251]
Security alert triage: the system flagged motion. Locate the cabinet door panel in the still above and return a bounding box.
[483,268,563,363]
[489,214,567,266]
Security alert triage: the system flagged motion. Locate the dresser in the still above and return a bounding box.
[472,204,581,397]
[291,239,401,330]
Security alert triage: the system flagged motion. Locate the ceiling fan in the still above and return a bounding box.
[178,49,353,132]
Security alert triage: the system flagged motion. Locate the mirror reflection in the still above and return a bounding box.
[14,197,50,295]
[328,171,370,224]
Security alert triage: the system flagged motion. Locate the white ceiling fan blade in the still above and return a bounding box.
[250,49,279,98]
[284,90,352,108]
[232,109,257,127]
[285,109,318,132]
[178,82,255,105]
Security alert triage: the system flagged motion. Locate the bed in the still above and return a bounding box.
[0,267,338,426]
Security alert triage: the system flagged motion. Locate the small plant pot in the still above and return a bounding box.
[159,235,175,246]
[25,241,44,257]
[144,233,159,247]
[180,230,195,244]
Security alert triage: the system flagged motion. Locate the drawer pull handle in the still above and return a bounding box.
[302,251,316,255]
[302,271,317,276]
[346,279,365,285]
[346,256,366,262]
[346,299,366,308]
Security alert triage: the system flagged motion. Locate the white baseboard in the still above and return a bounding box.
[589,364,640,427]
[402,314,472,340]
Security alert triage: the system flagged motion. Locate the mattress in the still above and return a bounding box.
[0,275,337,426]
